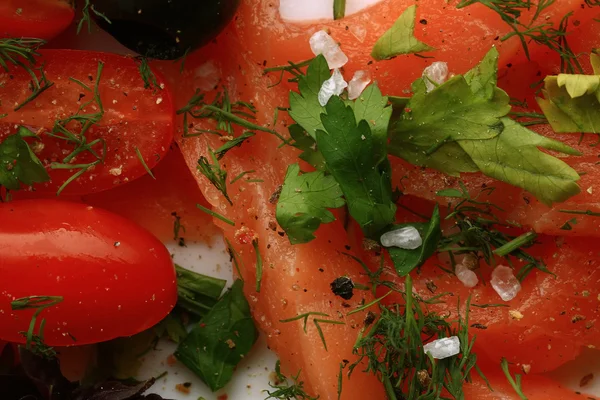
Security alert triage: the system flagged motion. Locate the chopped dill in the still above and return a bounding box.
[136,56,162,91]
[253,239,263,292]
[197,148,233,205]
[11,296,64,359]
[135,147,156,180]
[172,211,186,242]
[230,170,257,184]
[47,62,107,195]
[456,1,583,73]
[196,203,235,226]
[263,58,314,88]
[264,361,318,400]
[348,275,485,400]
[334,0,346,20]
[436,183,551,281]
[77,0,112,34]
[280,312,345,351]
[501,358,528,400]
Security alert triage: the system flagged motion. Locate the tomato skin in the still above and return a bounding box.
[0,0,75,41]
[0,199,177,346]
[0,49,174,195]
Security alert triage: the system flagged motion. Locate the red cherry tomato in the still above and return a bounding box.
[0,0,75,41]
[0,199,177,346]
[0,49,174,195]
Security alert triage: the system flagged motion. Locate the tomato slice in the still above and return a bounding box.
[0,49,174,195]
[0,0,74,41]
[0,199,177,346]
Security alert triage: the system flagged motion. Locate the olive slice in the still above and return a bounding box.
[91,0,240,60]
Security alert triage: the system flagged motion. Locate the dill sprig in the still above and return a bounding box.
[11,296,64,359]
[437,183,551,281]
[456,1,583,73]
[77,0,112,34]
[47,62,107,195]
[501,358,528,400]
[177,87,287,143]
[264,361,319,400]
[197,148,233,205]
[0,38,54,111]
[280,312,345,351]
[263,58,314,88]
[348,275,484,400]
[136,56,162,91]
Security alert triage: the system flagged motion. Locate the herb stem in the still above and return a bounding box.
[559,209,600,217]
[196,204,235,226]
[492,232,537,257]
[334,0,347,20]
[252,239,263,292]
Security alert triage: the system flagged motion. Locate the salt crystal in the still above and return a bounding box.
[318,69,348,106]
[490,265,521,301]
[380,226,422,250]
[422,61,449,92]
[348,70,371,100]
[455,263,478,288]
[309,30,349,69]
[424,336,460,359]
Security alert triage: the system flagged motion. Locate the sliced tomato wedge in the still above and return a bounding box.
[0,49,174,195]
[0,0,74,41]
[0,199,177,346]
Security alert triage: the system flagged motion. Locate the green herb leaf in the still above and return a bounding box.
[348,83,393,162]
[197,148,233,205]
[276,163,345,244]
[288,55,330,138]
[175,265,227,317]
[537,55,600,133]
[389,48,582,205]
[371,5,434,61]
[288,124,326,171]
[387,204,441,276]
[175,280,258,392]
[316,96,396,238]
[0,127,50,190]
[214,131,256,160]
[459,118,581,206]
[333,0,346,20]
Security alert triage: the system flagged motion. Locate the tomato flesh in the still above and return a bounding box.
[0,49,174,195]
[0,0,74,41]
[0,199,177,346]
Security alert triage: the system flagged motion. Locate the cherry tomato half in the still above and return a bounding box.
[0,49,174,195]
[0,0,75,41]
[0,199,177,346]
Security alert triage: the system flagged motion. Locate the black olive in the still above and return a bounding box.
[330,276,355,300]
[90,0,241,60]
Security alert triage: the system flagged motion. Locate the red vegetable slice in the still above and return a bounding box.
[0,0,75,41]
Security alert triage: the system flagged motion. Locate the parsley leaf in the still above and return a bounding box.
[460,118,581,205]
[389,47,581,206]
[288,124,326,171]
[288,55,330,138]
[175,280,258,392]
[371,5,434,61]
[537,53,600,133]
[348,83,393,162]
[387,205,441,276]
[0,127,50,191]
[175,264,227,317]
[316,96,396,238]
[276,163,345,244]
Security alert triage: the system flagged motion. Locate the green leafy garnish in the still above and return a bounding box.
[11,296,64,359]
[77,0,112,34]
[501,358,528,400]
[316,96,396,238]
[349,276,484,400]
[214,131,256,159]
[197,148,233,205]
[288,124,326,171]
[371,5,434,61]
[279,311,345,351]
[537,53,600,133]
[276,163,345,244]
[288,55,330,137]
[387,205,441,276]
[136,56,162,91]
[333,0,346,20]
[389,47,581,206]
[0,127,50,191]
[175,280,258,392]
[264,361,317,400]
[175,265,227,317]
